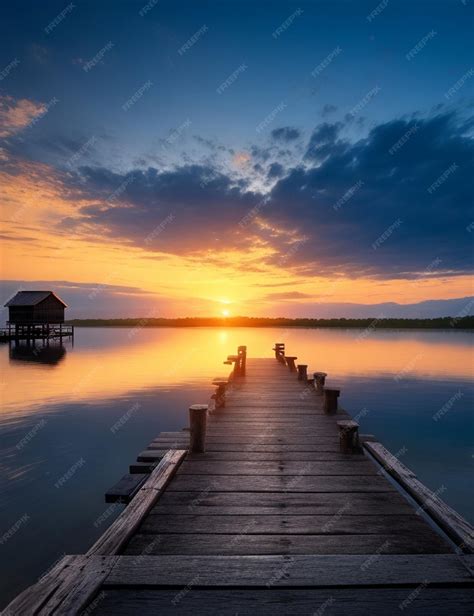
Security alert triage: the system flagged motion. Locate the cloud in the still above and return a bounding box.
[267,162,285,179]
[321,104,337,117]
[0,96,47,138]
[29,44,50,65]
[271,127,301,142]
[264,291,313,300]
[5,109,473,281]
[269,110,474,277]
[59,164,264,256]
[304,121,343,161]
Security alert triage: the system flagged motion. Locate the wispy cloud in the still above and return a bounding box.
[0,95,47,138]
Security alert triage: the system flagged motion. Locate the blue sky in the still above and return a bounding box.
[2,0,472,164]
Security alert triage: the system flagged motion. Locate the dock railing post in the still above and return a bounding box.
[323,388,340,413]
[189,404,208,453]
[337,420,360,453]
[285,356,297,371]
[313,372,327,395]
[225,355,240,375]
[212,380,228,408]
[273,343,285,362]
[297,364,308,381]
[237,345,247,375]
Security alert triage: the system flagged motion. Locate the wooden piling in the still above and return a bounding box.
[297,364,308,381]
[285,356,297,371]
[323,388,340,413]
[212,380,228,408]
[189,404,208,453]
[313,371,327,395]
[337,420,360,453]
[273,342,285,361]
[237,345,247,375]
[226,355,240,375]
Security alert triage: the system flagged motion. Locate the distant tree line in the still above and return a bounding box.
[67,316,474,329]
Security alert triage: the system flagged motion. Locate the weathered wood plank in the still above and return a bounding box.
[204,429,339,437]
[177,460,376,476]
[139,513,436,536]
[137,449,169,462]
[184,451,370,462]
[79,587,474,615]
[206,425,338,432]
[105,474,147,503]
[2,555,117,616]
[123,532,451,555]
[104,553,474,587]
[153,436,340,444]
[88,450,186,556]
[150,442,344,452]
[221,408,351,417]
[151,491,415,515]
[365,441,474,553]
[167,474,395,492]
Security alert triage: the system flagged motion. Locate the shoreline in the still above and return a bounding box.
[65,316,474,330]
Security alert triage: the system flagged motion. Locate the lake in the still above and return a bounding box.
[0,326,473,607]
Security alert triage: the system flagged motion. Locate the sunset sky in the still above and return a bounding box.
[0,0,473,318]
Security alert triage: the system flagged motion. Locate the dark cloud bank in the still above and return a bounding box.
[9,109,473,280]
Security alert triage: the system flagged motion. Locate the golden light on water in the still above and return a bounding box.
[1,328,471,415]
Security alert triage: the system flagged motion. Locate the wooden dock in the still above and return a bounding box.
[0,324,74,343]
[4,345,474,615]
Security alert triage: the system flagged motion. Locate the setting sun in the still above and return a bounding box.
[221,309,230,317]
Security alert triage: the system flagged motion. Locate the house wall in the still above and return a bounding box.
[8,306,35,324]
[34,295,65,323]
[8,296,65,324]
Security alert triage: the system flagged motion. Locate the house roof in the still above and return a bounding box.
[4,291,68,308]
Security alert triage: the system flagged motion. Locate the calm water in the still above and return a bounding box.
[0,327,473,606]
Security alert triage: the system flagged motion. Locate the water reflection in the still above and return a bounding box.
[9,342,67,366]
[1,327,472,415]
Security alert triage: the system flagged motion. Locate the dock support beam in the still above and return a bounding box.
[189,404,208,453]
[323,388,340,413]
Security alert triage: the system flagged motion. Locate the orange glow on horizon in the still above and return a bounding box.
[0,157,472,317]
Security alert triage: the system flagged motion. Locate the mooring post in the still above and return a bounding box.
[297,364,308,381]
[189,404,208,453]
[273,343,285,361]
[226,355,240,375]
[337,420,360,453]
[212,380,228,408]
[323,388,340,413]
[313,372,327,395]
[285,356,297,371]
[237,345,247,375]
